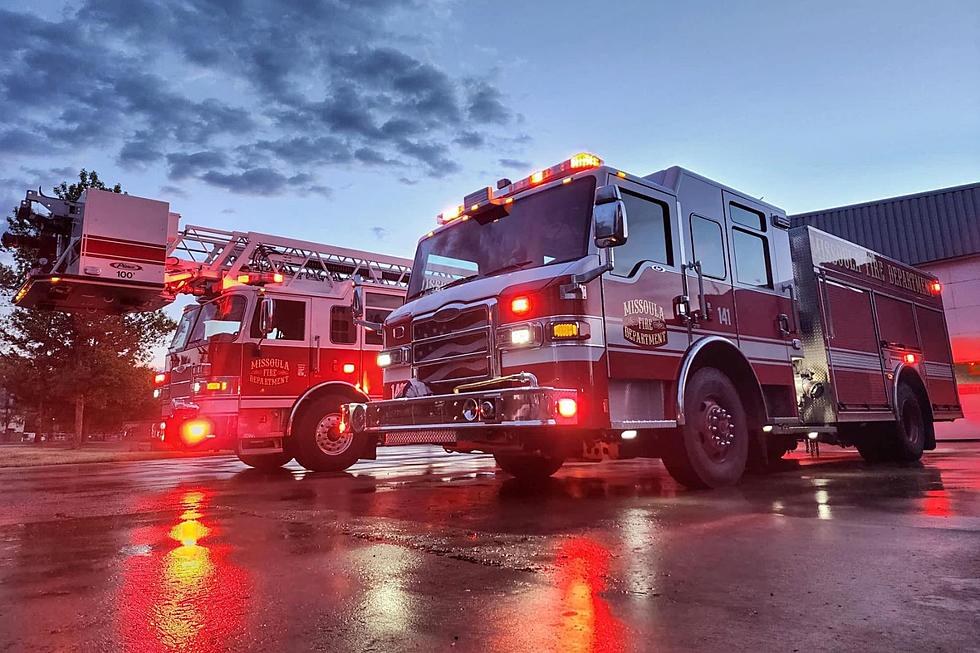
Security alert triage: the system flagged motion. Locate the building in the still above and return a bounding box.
[791,181,980,439]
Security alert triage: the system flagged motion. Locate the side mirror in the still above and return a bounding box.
[593,185,628,248]
[352,286,365,320]
[258,297,275,336]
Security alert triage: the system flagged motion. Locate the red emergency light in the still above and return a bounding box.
[903,353,918,365]
[929,281,942,295]
[154,372,168,385]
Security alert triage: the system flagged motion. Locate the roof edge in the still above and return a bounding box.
[789,180,980,218]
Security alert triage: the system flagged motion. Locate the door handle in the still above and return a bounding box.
[777,313,791,336]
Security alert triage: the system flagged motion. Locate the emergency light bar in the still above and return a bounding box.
[436,152,604,224]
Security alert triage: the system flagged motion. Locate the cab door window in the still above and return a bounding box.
[364,292,404,345]
[691,215,726,279]
[729,202,773,289]
[330,305,356,344]
[251,299,307,340]
[612,190,672,277]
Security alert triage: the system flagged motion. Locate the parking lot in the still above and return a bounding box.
[0,443,978,652]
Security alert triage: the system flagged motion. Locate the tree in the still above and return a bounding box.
[0,170,175,447]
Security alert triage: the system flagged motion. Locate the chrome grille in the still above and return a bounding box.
[413,305,492,389]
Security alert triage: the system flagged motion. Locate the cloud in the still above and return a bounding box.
[0,3,526,196]
[159,185,188,199]
[499,158,532,170]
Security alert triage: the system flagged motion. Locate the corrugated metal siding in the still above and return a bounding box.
[790,182,980,265]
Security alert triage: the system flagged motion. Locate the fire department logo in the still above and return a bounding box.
[623,299,667,348]
[249,358,290,387]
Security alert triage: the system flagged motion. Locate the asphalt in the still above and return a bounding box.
[0,443,978,653]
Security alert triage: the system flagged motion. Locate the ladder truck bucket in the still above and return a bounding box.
[8,188,178,314]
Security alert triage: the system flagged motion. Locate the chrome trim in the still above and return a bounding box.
[675,335,765,427]
[412,324,488,345]
[286,380,368,436]
[611,420,677,429]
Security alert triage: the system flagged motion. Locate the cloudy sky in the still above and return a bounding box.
[1,0,978,266]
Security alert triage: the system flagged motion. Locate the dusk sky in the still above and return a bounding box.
[1,0,978,267]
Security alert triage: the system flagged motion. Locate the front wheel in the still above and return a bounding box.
[661,367,749,488]
[237,452,293,470]
[494,452,565,481]
[292,394,366,472]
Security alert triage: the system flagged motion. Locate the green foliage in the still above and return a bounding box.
[0,170,176,437]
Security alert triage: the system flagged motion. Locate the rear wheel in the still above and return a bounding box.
[292,394,365,472]
[494,452,565,481]
[891,383,927,462]
[662,367,749,488]
[237,452,293,470]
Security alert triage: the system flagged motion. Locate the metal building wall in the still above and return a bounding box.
[790,182,980,266]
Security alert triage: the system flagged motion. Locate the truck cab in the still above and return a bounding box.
[344,154,961,487]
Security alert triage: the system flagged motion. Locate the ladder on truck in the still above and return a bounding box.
[165,225,414,299]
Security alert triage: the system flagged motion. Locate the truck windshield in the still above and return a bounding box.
[408,176,596,299]
[189,295,247,344]
[169,306,200,351]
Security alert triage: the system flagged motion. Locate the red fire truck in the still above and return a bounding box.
[9,188,411,471]
[340,153,963,487]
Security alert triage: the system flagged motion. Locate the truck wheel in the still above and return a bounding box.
[662,367,749,488]
[890,383,927,462]
[237,452,293,470]
[854,425,894,463]
[292,394,365,472]
[494,452,565,481]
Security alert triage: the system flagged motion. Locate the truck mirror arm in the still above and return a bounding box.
[355,318,383,333]
[560,250,615,300]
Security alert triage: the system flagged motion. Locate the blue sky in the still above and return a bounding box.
[1,0,978,269]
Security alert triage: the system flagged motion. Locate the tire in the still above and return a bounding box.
[494,452,565,481]
[292,393,365,472]
[891,383,927,462]
[237,452,293,470]
[661,367,749,488]
[854,424,894,463]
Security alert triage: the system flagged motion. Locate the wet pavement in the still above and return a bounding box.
[0,443,978,653]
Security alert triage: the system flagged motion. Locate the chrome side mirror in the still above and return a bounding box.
[258,296,275,336]
[593,184,628,248]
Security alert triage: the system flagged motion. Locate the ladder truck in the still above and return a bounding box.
[8,187,412,471]
[340,153,963,488]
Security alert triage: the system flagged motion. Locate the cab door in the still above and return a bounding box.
[677,175,739,345]
[599,176,683,426]
[722,192,796,399]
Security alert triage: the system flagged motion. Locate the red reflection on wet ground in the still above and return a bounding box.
[116,489,249,652]
[554,537,626,653]
[922,489,952,518]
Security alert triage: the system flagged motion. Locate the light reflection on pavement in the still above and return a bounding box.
[0,443,978,652]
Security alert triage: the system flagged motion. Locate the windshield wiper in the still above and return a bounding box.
[416,274,476,297]
[482,259,534,278]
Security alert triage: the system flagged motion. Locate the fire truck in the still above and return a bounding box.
[340,153,963,488]
[9,188,411,471]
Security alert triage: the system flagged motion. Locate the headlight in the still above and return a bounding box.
[377,346,410,368]
[497,323,542,349]
[510,327,533,346]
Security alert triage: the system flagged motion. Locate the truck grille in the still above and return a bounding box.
[413,304,492,390]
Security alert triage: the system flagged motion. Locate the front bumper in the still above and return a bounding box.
[342,386,578,446]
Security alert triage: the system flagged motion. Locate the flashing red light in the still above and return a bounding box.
[342,363,356,374]
[904,353,918,365]
[929,281,942,295]
[272,272,284,283]
[181,419,213,446]
[154,372,167,385]
[557,397,578,418]
[510,295,531,315]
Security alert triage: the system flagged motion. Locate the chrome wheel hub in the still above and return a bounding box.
[314,413,350,456]
[700,401,734,457]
